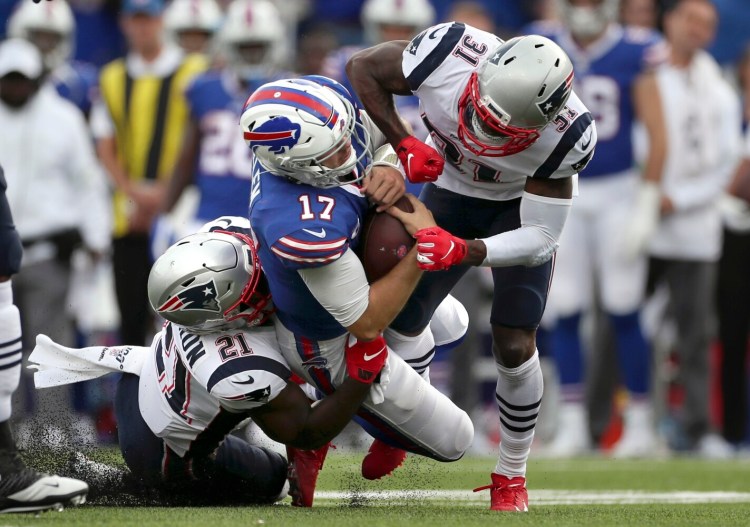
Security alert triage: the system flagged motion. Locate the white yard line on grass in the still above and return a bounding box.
[315,490,750,505]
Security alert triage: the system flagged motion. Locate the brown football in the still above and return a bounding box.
[357,196,415,282]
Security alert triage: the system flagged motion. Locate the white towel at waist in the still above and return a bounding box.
[28,334,151,388]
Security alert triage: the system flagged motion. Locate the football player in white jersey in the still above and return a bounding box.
[29,218,389,508]
[347,24,597,511]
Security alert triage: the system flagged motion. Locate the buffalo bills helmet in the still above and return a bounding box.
[457,35,574,157]
[240,77,371,188]
[218,0,286,82]
[557,0,619,39]
[148,230,273,334]
[164,0,223,53]
[7,0,75,70]
[360,0,436,44]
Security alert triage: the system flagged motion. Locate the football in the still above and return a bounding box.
[358,196,415,282]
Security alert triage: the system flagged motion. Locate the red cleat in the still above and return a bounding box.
[286,442,331,507]
[473,473,528,512]
[361,439,407,480]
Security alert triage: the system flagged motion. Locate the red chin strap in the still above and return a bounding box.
[216,230,275,327]
[456,73,540,157]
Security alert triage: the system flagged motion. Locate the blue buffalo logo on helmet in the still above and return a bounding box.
[537,70,574,121]
[157,279,220,313]
[243,116,302,155]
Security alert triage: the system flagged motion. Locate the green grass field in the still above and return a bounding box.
[5,453,750,526]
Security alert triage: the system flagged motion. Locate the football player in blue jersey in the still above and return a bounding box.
[530,0,667,458]
[155,0,293,257]
[347,23,596,511]
[29,217,390,508]
[8,0,98,117]
[242,76,474,481]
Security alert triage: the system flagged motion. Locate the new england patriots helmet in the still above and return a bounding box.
[148,231,273,334]
[7,0,75,70]
[457,35,574,157]
[240,77,372,188]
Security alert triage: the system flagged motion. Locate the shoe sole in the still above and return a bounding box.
[0,492,87,514]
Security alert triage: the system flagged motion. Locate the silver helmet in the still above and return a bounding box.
[148,231,273,334]
[457,35,574,157]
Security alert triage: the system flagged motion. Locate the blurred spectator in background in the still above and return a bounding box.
[444,1,495,32]
[619,0,659,29]
[538,0,667,458]
[69,0,127,68]
[91,0,206,346]
[717,43,750,450]
[7,0,99,117]
[0,39,110,436]
[707,0,750,67]
[163,0,223,55]
[154,0,293,256]
[295,23,339,76]
[645,0,739,458]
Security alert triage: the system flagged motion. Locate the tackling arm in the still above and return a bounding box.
[248,337,388,449]
[346,41,414,148]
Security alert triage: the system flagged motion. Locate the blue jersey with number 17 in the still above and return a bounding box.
[536,23,665,178]
[248,79,372,340]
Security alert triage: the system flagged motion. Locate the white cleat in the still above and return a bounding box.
[609,402,662,459]
[0,448,87,513]
[540,402,591,458]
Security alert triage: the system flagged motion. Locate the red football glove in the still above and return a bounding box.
[396,136,445,184]
[414,227,468,271]
[345,335,388,384]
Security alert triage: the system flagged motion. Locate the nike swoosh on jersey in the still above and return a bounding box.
[581,135,592,150]
[302,228,327,238]
[233,375,255,385]
[428,28,442,39]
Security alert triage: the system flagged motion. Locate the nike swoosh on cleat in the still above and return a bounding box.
[302,228,327,238]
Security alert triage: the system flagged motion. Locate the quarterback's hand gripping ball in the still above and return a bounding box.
[414,227,467,271]
[345,335,388,384]
[396,136,444,184]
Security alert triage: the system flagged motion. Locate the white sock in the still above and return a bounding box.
[0,281,22,422]
[383,327,434,380]
[494,350,543,478]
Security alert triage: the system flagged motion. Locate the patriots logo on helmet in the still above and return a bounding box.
[157,279,220,313]
[537,70,574,121]
[243,116,302,154]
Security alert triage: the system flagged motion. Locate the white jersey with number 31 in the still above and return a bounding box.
[402,22,597,201]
